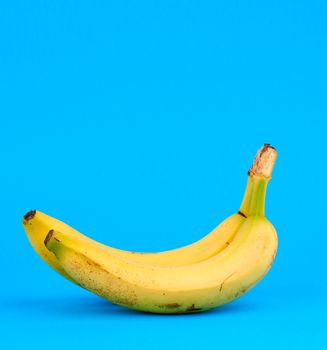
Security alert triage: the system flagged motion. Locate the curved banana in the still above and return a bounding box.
[45,215,277,313]
[22,165,267,280]
[23,211,244,280]
[41,144,277,313]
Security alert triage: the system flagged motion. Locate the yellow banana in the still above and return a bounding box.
[45,214,277,313]
[39,144,277,313]
[23,211,244,278]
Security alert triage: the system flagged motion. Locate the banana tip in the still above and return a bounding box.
[44,230,54,247]
[264,143,276,151]
[23,210,36,224]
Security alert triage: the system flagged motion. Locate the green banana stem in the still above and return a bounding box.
[239,176,268,217]
[239,144,277,217]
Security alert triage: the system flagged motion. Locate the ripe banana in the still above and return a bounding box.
[45,213,277,313]
[26,144,277,313]
[23,211,245,278]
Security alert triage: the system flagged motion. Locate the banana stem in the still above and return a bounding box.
[239,176,268,216]
[239,144,277,217]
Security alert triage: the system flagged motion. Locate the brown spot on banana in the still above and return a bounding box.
[44,230,56,246]
[157,303,181,309]
[219,272,237,292]
[186,304,202,312]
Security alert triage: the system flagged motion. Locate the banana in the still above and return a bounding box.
[40,144,277,313]
[23,211,244,278]
[45,214,277,313]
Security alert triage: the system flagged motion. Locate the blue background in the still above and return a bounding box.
[0,1,326,348]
